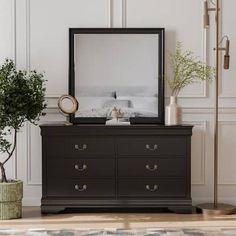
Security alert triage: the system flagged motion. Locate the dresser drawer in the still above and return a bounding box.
[117,137,186,156]
[47,180,115,197]
[118,179,186,197]
[46,137,114,157]
[47,159,115,178]
[118,158,185,177]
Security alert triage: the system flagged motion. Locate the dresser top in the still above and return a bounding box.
[40,122,192,128]
[40,123,193,136]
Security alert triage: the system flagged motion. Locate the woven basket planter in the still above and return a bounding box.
[0,180,23,220]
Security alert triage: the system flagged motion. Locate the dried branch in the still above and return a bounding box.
[167,42,215,96]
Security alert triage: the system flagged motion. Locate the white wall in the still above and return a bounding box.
[0,0,235,206]
[75,34,159,90]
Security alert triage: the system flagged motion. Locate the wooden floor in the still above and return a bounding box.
[0,207,236,230]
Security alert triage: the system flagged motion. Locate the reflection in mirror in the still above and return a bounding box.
[74,34,159,120]
[69,28,164,124]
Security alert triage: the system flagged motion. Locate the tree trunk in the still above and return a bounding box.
[0,129,17,183]
[0,162,7,183]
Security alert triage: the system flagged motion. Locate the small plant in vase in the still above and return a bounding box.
[0,59,47,219]
[165,42,215,125]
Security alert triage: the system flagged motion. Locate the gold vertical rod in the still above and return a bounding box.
[214,0,219,208]
[196,1,235,215]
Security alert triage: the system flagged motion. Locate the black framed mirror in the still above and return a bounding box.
[69,28,164,124]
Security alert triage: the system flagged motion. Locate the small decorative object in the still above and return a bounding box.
[165,96,181,126]
[108,106,124,121]
[0,59,47,219]
[109,106,118,119]
[106,107,130,125]
[58,95,79,125]
[165,42,215,125]
[116,108,124,121]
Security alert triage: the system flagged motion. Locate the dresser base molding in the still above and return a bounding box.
[41,199,193,214]
[40,124,193,214]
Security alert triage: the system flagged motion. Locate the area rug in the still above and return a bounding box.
[0,228,236,236]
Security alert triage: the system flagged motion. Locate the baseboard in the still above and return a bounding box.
[192,198,236,206]
[23,197,236,207]
[23,198,41,206]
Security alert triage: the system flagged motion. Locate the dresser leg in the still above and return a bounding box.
[41,205,66,214]
[168,206,194,214]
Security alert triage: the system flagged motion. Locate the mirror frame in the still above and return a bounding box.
[69,28,165,124]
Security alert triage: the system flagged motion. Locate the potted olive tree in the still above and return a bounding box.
[0,59,47,219]
[166,42,215,125]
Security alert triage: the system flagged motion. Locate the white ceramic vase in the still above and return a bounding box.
[165,96,181,126]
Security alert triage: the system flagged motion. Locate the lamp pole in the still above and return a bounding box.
[197,0,235,215]
[214,0,219,209]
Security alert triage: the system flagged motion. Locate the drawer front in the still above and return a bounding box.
[46,137,114,157]
[47,159,115,178]
[118,179,186,197]
[117,137,186,156]
[47,180,115,197]
[118,158,186,177]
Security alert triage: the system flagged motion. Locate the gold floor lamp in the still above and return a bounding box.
[197,0,235,215]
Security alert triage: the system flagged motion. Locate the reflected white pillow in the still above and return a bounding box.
[103,99,132,108]
[117,96,158,114]
[76,97,115,110]
[116,86,158,97]
[77,87,115,97]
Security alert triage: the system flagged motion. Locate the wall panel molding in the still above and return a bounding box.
[12,0,17,180]
[26,123,38,186]
[218,0,236,98]
[0,0,16,63]
[107,0,112,27]
[218,121,236,185]
[25,0,39,186]
[184,121,207,185]
[122,0,127,28]
[26,0,31,71]
[12,0,16,63]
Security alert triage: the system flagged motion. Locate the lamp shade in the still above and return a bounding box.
[204,1,210,28]
[224,39,230,69]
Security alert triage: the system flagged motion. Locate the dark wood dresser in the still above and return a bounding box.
[40,124,193,213]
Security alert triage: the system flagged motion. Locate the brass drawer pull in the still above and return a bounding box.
[146,184,158,192]
[74,184,87,191]
[146,144,158,151]
[145,164,158,171]
[74,164,87,171]
[75,144,87,151]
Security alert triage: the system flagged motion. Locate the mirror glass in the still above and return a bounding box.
[69,29,164,124]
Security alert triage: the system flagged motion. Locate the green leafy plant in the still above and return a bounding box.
[0,59,47,183]
[167,42,215,96]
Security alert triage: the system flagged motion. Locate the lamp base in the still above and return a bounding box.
[196,203,235,215]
